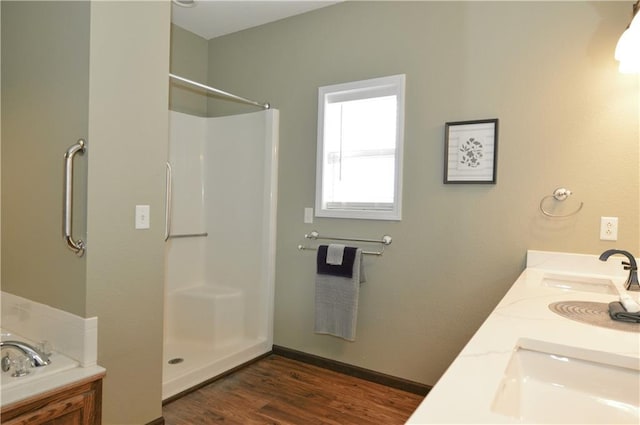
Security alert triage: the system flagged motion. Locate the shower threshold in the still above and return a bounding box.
[162,336,270,400]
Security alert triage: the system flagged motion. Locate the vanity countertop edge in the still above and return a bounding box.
[406,249,640,424]
[1,364,106,409]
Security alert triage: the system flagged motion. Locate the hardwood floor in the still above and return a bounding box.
[163,355,424,425]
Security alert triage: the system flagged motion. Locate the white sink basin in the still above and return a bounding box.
[541,272,618,295]
[492,338,640,423]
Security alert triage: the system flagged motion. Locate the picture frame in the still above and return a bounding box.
[444,119,498,184]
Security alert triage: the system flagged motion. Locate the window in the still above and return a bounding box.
[315,74,405,220]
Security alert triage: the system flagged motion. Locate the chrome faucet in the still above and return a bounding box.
[0,340,51,367]
[599,249,640,291]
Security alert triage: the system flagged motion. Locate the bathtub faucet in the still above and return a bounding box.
[0,340,51,367]
[599,249,640,291]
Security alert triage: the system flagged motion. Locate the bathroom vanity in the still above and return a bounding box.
[1,373,104,425]
[407,250,640,424]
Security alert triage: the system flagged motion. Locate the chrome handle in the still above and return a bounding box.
[167,232,208,239]
[63,139,86,257]
[164,162,172,241]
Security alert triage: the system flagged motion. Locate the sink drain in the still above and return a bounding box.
[168,358,184,365]
[549,301,640,333]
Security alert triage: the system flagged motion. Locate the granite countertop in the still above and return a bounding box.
[407,250,640,424]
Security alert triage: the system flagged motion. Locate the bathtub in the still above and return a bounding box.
[1,328,104,407]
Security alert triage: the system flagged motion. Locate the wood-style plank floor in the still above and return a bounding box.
[163,355,424,425]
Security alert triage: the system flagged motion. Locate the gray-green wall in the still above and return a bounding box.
[2,2,170,423]
[2,2,638,424]
[201,1,639,385]
[170,24,208,116]
[2,1,90,316]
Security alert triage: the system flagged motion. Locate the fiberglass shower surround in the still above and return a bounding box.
[162,109,278,400]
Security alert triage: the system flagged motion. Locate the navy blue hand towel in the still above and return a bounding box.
[317,245,357,278]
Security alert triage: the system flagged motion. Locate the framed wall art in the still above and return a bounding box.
[444,118,498,184]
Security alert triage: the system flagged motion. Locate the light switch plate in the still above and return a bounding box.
[136,205,150,229]
[304,207,313,224]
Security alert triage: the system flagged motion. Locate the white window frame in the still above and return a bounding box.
[315,74,405,220]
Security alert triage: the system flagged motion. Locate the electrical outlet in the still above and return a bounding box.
[600,216,618,241]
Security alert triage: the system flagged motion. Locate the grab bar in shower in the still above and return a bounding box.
[63,139,86,257]
[167,233,209,239]
[164,162,172,241]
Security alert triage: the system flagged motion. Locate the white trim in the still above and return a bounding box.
[315,74,405,221]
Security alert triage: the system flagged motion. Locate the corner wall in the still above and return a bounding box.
[86,2,170,423]
[206,2,639,386]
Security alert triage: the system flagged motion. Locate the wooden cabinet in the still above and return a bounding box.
[1,374,104,425]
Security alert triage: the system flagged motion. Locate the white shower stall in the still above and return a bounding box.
[163,109,278,400]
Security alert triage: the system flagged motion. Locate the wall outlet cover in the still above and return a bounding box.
[600,216,618,241]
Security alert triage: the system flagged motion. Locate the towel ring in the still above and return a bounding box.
[539,187,584,218]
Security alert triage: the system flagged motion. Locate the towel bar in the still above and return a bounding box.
[297,244,384,256]
[304,230,392,246]
[298,230,392,256]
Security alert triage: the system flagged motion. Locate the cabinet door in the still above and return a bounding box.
[1,377,102,425]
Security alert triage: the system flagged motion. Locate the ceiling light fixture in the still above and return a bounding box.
[615,0,640,74]
[172,0,196,8]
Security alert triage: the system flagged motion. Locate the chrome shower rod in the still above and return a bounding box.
[169,73,270,110]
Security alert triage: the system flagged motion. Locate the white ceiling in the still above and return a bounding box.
[171,0,341,40]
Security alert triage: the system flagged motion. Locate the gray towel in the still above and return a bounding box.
[609,301,640,323]
[314,248,365,341]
